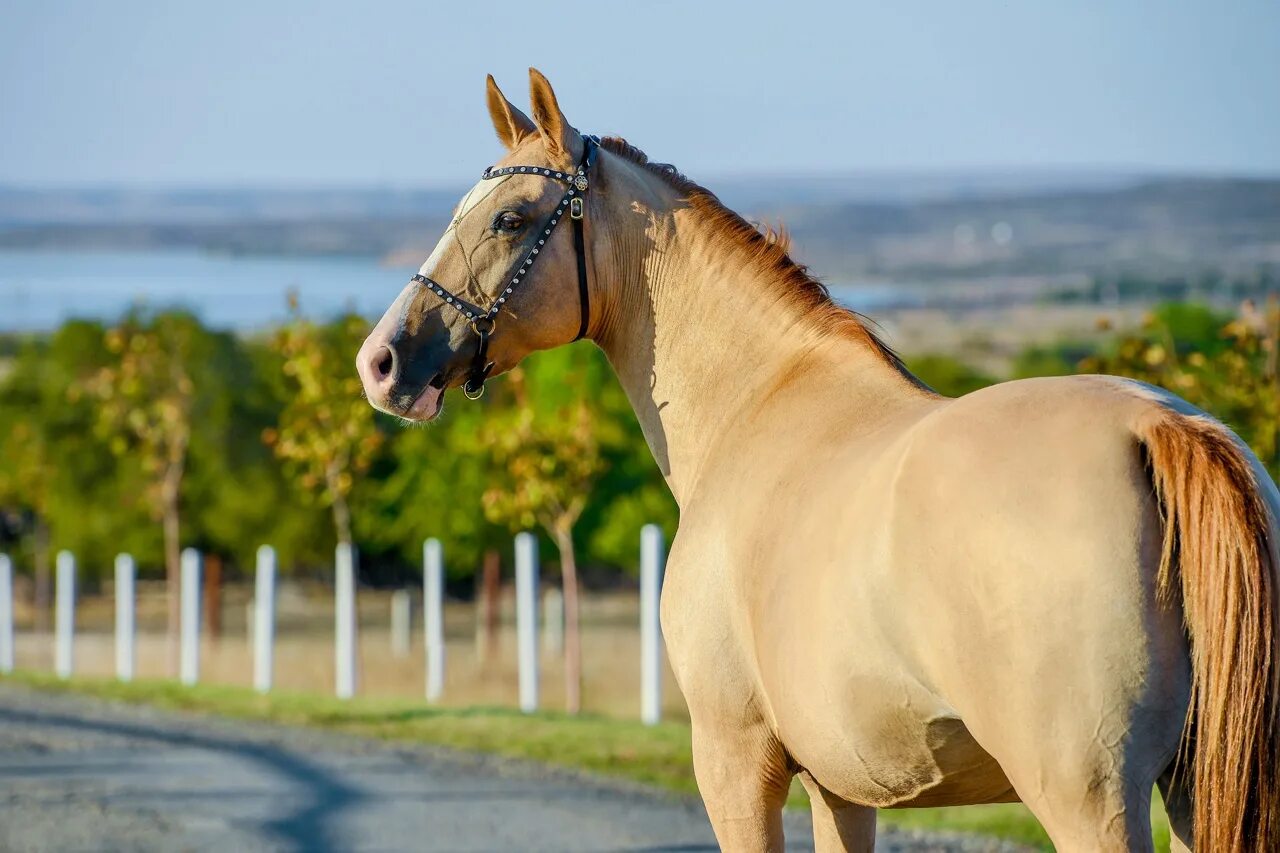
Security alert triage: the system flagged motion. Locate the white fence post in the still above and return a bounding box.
[114,553,135,682]
[515,532,540,713]
[390,590,411,658]
[334,542,358,699]
[640,524,666,725]
[180,548,201,686]
[55,550,75,679]
[0,553,13,674]
[423,538,445,703]
[254,545,276,694]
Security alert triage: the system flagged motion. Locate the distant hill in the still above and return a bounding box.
[781,177,1280,283]
[0,170,1147,226]
[0,186,461,227]
[1,173,1277,284]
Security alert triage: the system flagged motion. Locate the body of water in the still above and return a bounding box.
[0,250,415,332]
[0,249,913,331]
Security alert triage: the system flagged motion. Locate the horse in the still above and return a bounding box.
[356,69,1279,852]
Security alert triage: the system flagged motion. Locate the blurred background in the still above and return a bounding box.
[1,0,1278,720]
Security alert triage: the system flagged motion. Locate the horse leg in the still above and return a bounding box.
[1020,773,1154,852]
[691,720,792,853]
[797,770,875,852]
[1156,764,1194,853]
[997,742,1161,853]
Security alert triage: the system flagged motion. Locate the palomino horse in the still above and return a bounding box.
[357,69,1279,852]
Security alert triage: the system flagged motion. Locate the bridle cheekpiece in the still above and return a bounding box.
[411,134,600,399]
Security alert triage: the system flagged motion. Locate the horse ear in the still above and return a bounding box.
[528,67,577,165]
[486,74,535,151]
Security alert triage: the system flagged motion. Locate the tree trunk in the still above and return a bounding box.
[331,493,353,547]
[203,553,222,639]
[161,464,182,676]
[552,525,582,715]
[327,462,353,546]
[476,549,501,666]
[32,518,50,633]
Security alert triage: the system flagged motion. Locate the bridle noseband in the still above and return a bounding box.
[411,134,600,400]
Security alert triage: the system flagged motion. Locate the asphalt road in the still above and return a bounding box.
[0,684,1028,852]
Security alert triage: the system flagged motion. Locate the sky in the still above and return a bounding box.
[3,0,1278,187]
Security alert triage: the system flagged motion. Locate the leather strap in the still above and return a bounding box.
[462,321,494,399]
[572,212,590,341]
[413,134,599,398]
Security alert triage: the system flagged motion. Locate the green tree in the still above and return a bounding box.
[78,312,203,658]
[190,334,331,571]
[1080,300,1280,478]
[522,345,677,575]
[9,322,150,587]
[1011,342,1089,379]
[3,311,684,607]
[906,354,996,397]
[481,366,604,714]
[0,388,56,624]
[267,302,383,547]
[358,399,500,576]
[354,342,677,583]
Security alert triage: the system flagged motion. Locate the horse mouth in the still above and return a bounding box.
[398,376,445,422]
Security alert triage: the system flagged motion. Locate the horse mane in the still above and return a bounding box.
[596,136,913,376]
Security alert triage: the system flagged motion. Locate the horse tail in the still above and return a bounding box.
[1138,408,1280,852]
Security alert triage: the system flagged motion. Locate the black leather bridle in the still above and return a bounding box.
[411,134,600,399]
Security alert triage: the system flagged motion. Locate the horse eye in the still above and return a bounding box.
[495,211,524,232]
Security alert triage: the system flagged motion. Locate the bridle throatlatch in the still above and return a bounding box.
[411,134,600,400]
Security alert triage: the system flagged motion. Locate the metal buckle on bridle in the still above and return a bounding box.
[462,316,496,400]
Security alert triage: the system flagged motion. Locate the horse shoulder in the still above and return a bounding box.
[659,512,766,721]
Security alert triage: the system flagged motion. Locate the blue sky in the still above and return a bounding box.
[3,0,1278,186]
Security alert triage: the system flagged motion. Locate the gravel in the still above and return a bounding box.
[0,684,1032,852]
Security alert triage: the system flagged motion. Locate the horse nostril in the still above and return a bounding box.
[372,345,395,383]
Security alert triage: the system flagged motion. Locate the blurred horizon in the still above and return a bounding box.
[2,165,1277,195]
[2,1,1277,342]
[5,167,1256,210]
[4,1,1279,188]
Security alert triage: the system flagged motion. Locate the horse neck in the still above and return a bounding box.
[590,172,922,506]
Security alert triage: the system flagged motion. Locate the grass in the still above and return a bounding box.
[1,669,1172,850]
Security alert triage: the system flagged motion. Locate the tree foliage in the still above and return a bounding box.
[265,301,383,545]
[905,354,996,397]
[78,314,201,549]
[4,298,1277,596]
[480,363,606,714]
[0,389,54,523]
[77,312,206,646]
[480,369,603,538]
[1081,301,1280,477]
[0,336,66,619]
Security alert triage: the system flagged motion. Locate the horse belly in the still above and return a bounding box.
[747,466,1018,807]
[782,684,1017,808]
